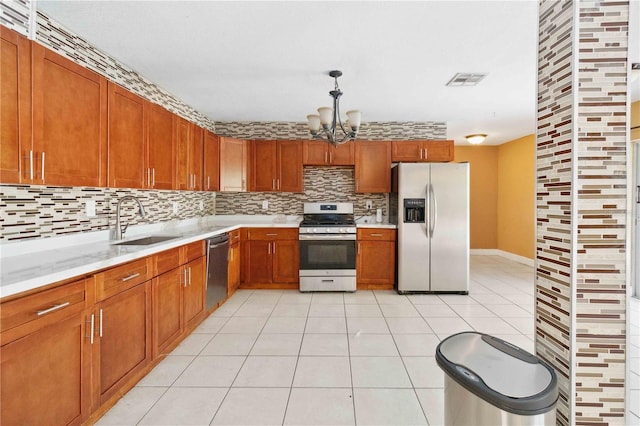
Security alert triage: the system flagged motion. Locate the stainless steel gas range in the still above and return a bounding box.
[299,202,357,292]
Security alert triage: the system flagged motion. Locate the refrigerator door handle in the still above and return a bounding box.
[429,183,437,237]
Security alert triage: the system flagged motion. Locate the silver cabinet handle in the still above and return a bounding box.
[276,179,280,190]
[188,267,192,285]
[121,272,140,282]
[37,301,70,316]
[370,233,383,237]
[329,152,332,163]
[87,313,95,344]
[266,233,278,236]
[183,268,188,287]
[147,168,151,187]
[29,150,34,180]
[207,176,210,190]
[99,308,103,337]
[267,242,271,255]
[424,148,428,160]
[41,152,45,181]
[152,168,156,187]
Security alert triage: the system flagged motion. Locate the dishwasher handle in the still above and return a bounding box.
[207,235,229,248]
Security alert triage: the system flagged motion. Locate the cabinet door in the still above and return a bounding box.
[174,116,191,190]
[0,27,31,184]
[152,268,183,357]
[1,311,90,426]
[357,240,396,289]
[424,140,454,162]
[190,125,204,190]
[251,140,277,191]
[219,137,247,191]
[203,131,220,191]
[302,140,329,165]
[148,104,175,189]
[244,240,273,284]
[107,82,147,188]
[184,257,206,328]
[273,239,299,284]
[97,282,151,405]
[278,140,303,192]
[330,141,355,165]
[391,141,423,162]
[228,242,240,295]
[355,141,391,193]
[32,44,107,187]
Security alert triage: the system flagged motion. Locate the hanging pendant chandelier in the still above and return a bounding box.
[306,70,362,145]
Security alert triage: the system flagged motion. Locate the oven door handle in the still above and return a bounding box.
[299,234,357,241]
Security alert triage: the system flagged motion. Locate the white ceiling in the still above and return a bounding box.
[37,1,639,146]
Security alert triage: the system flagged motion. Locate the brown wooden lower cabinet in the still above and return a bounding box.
[0,310,90,426]
[92,281,152,406]
[183,256,206,328]
[152,267,183,357]
[227,230,241,296]
[357,228,397,290]
[241,228,299,289]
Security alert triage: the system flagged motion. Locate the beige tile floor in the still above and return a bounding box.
[96,255,639,426]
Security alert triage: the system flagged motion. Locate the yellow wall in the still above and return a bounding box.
[632,100,640,141]
[497,135,535,259]
[454,146,498,249]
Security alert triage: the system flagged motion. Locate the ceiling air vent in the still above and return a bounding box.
[446,73,487,87]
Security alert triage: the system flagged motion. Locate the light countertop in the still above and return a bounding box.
[0,214,396,299]
[0,215,300,299]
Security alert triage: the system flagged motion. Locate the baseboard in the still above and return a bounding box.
[470,249,534,267]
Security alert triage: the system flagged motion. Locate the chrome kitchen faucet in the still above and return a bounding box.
[114,196,146,240]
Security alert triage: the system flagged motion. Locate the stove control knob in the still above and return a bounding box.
[339,228,346,233]
[325,228,332,233]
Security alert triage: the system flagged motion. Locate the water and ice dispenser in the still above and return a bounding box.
[403,198,425,223]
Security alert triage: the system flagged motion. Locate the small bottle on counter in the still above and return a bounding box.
[376,208,383,223]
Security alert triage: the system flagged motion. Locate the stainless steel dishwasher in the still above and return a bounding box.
[206,234,229,310]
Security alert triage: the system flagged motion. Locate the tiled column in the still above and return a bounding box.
[536,1,629,424]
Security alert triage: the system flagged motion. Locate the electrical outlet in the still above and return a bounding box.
[262,200,269,210]
[365,200,372,210]
[199,201,204,211]
[85,200,96,217]
[172,202,179,214]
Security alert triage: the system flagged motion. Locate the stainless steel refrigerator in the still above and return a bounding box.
[391,162,469,294]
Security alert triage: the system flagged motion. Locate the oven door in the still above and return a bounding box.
[299,234,356,274]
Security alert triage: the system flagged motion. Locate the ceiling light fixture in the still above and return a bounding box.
[466,134,487,144]
[306,70,362,145]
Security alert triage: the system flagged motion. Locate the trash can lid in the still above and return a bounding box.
[436,332,558,415]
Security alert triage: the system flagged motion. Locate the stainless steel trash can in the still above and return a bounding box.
[436,332,558,426]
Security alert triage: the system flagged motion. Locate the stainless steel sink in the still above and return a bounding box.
[113,235,179,246]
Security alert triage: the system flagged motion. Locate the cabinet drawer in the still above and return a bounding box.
[246,228,298,240]
[96,258,150,301]
[357,228,396,241]
[181,241,205,263]
[155,248,180,276]
[0,279,88,337]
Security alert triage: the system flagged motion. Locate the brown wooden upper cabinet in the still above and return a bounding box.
[147,104,176,190]
[175,118,203,191]
[0,27,31,184]
[108,87,181,190]
[203,131,220,192]
[250,140,302,192]
[302,140,354,166]
[355,141,391,193]
[391,140,454,162]
[32,43,108,187]
[219,137,248,192]
[107,82,148,188]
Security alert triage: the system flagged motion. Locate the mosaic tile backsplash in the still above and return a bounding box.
[215,121,446,141]
[0,185,215,242]
[1,0,30,36]
[1,167,387,242]
[215,167,387,216]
